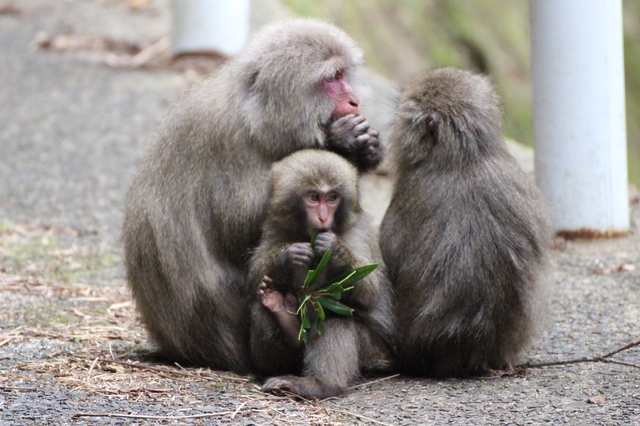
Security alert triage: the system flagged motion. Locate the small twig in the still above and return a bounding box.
[87,357,99,374]
[71,356,250,382]
[1,385,37,391]
[231,401,247,419]
[522,339,640,369]
[130,37,170,67]
[326,406,395,426]
[601,339,640,358]
[109,342,116,361]
[602,359,640,369]
[262,385,396,426]
[348,374,399,390]
[72,411,235,420]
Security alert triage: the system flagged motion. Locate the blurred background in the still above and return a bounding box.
[1,0,638,241]
[277,0,640,186]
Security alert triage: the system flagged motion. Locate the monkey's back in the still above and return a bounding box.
[383,153,548,376]
[380,68,550,377]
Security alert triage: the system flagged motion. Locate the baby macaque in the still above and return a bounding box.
[249,149,394,398]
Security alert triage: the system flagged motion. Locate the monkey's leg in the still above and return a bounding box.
[262,318,360,399]
[249,298,303,376]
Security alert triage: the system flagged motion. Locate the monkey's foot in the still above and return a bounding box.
[258,276,286,314]
[259,277,302,348]
[262,375,343,400]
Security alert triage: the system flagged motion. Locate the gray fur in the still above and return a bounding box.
[249,150,394,398]
[380,68,551,377]
[123,19,382,373]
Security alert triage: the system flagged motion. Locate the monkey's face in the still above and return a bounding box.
[302,186,341,234]
[322,69,361,119]
[238,19,363,138]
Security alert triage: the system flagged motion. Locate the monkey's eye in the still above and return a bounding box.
[326,191,339,203]
[325,69,344,83]
[307,192,321,202]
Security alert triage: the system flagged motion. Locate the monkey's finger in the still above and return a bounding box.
[353,120,370,134]
[332,114,357,127]
[292,257,312,266]
[292,242,313,251]
[367,129,379,138]
[355,133,372,148]
[350,115,366,125]
[366,136,380,149]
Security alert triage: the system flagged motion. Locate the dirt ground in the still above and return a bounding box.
[1,1,639,425]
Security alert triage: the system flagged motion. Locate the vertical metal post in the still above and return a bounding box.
[530,0,629,234]
[171,0,250,56]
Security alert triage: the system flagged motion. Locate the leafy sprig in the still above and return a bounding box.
[296,230,378,345]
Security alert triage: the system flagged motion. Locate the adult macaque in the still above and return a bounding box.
[123,19,383,373]
[380,68,551,377]
[249,150,394,399]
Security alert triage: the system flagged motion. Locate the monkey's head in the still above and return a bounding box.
[269,150,360,238]
[392,68,503,166]
[234,19,364,151]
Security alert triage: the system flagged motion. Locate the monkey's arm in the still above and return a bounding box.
[326,114,383,172]
[249,242,315,349]
[251,242,313,291]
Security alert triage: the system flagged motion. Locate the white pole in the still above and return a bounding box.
[171,0,250,56]
[530,0,629,235]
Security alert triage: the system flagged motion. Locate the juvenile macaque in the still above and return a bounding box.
[122,19,383,372]
[380,68,551,377]
[249,149,394,398]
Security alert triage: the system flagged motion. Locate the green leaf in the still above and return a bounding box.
[310,229,319,248]
[299,327,308,345]
[336,264,378,288]
[322,272,355,293]
[296,295,312,314]
[314,249,331,277]
[316,318,325,334]
[330,292,341,300]
[316,296,354,316]
[301,269,315,291]
[314,301,325,320]
[304,249,331,288]
[301,313,311,329]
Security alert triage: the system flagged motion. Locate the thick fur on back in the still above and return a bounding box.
[123,19,364,372]
[380,68,551,377]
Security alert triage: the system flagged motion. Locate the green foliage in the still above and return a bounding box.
[296,231,378,345]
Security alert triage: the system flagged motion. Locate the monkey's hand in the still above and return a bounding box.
[286,242,314,268]
[327,114,383,172]
[314,231,337,256]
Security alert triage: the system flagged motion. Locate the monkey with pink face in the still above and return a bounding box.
[249,150,394,399]
[123,19,384,374]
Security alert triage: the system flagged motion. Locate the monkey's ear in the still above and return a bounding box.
[245,69,260,91]
[423,110,441,131]
[400,101,440,128]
